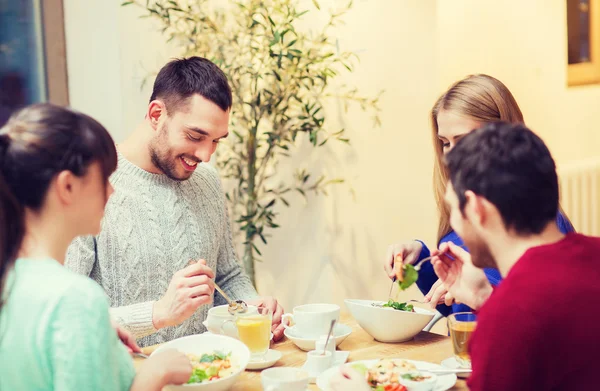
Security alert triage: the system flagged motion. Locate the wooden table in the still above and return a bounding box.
[134,314,467,390]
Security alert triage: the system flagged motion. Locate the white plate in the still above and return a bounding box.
[441,357,470,379]
[316,359,457,391]
[246,349,282,370]
[152,334,250,391]
[284,324,352,351]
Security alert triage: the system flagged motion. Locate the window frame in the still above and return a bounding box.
[567,0,600,86]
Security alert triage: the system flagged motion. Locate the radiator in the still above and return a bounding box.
[558,158,600,236]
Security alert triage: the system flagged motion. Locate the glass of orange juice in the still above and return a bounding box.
[448,312,477,368]
[235,307,272,360]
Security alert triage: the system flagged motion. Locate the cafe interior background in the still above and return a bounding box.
[2,0,599,335]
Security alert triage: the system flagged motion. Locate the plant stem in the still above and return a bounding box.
[244,126,258,286]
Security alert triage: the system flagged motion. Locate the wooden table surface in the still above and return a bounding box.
[134,313,467,390]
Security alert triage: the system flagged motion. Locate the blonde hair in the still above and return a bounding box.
[431,74,525,242]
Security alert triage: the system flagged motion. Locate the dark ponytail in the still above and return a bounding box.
[0,103,117,314]
[0,134,24,310]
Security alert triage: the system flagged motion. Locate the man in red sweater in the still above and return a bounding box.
[432,122,600,390]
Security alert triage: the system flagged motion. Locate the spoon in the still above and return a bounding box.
[187,260,248,315]
[214,282,248,315]
[322,319,336,356]
[133,352,149,359]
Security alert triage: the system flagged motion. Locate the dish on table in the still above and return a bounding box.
[186,351,237,384]
[344,299,434,343]
[316,359,456,391]
[284,323,352,351]
[152,333,250,390]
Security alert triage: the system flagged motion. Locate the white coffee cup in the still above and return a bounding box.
[202,304,258,338]
[282,303,340,338]
[261,367,309,391]
[304,350,333,380]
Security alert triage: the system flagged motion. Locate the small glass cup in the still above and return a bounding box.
[448,312,477,368]
[232,307,272,360]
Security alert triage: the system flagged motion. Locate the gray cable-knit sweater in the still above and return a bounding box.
[65,153,257,347]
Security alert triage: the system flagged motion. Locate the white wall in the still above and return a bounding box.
[63,0,600,313]
[63,0,179,142]
[436,0,600,164]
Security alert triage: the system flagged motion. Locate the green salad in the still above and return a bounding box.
[397,264,418,290]
[382,300,415,312]
[186,351,236,384]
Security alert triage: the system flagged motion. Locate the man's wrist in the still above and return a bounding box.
[152,300,168,329]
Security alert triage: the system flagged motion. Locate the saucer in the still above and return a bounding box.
[202,328,274,341]
[246,349,283,370]
[284,323,352,351]
[441,356,471,379]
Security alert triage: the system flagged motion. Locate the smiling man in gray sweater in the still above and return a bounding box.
[66,57,284,347]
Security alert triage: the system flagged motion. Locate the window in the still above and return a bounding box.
[567,0,600,86]
[0,0,68,127]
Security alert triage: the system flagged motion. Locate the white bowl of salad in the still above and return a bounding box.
[152,333,251,390]
[344,299,435,343]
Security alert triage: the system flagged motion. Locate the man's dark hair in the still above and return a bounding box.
[445,122,559,234]
[150,56,232,113]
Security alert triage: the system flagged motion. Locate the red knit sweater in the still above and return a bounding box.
[468,233,600,391]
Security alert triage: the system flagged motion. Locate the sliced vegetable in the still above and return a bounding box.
[199,351,230,363]
[398,264,418,290]
[187,368,209,384]
[351,362,369,375]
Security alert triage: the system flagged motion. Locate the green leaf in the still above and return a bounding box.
[214,351,229,360]
[252,242,262,256]
[188,368,209,384]
[121,1,134,6]
[259,232,267,244]
[351,363,369,375]
[272,70,281,81]
[382,300,415,312]
[199,354,215,363]
[398,264,419,291]
[312,0,321,10]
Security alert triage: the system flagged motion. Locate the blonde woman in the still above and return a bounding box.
[383,74,574,315]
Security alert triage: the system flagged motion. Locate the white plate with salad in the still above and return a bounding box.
[316,359,456,391]
[152,333,251,390]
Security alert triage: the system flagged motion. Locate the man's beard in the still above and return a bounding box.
[464,234,497,270]
[148,125,189,181]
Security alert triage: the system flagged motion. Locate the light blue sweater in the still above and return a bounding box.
[0,258,136,391]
